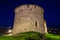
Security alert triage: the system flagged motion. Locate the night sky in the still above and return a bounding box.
[0,0,60,28]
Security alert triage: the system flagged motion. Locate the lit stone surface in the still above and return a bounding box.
[44,20,47,33]
[12,4,45,34]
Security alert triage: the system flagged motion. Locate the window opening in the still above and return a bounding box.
[35,21,37,28]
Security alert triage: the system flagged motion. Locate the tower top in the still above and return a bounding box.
[14,4,44,14]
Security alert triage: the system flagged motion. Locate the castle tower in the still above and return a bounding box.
[12,4,45,35]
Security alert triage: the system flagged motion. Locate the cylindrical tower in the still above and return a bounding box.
[12,4,45,35]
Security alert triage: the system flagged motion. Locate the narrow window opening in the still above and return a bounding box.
[34,6,36,8]
[30,8,32,10]
[27,5,29,8]
[35,21,37,28]
[19,18,20,21]
[20,9,23,11]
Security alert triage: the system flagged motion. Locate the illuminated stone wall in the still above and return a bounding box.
[44,20,47,33]
[12,4,45,34]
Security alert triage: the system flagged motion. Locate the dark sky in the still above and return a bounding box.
[0,0,60,28]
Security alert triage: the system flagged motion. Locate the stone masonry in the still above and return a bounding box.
[12,4,45,35]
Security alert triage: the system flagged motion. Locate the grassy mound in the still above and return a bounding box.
[1,32,60,40]
[46,33,60,40]
[0,31,43,40]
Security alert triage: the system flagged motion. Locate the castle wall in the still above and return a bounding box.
[12,5,45,34]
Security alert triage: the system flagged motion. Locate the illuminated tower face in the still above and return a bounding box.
[13,4,44,34]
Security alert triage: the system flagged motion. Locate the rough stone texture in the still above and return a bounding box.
[12,4,45,35]
[44,20,47,33]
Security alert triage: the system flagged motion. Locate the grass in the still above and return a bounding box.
[45,33,60,40]
[0,31,42,40]
[0,31,60,40]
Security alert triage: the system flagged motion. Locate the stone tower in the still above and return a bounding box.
[12,4,45,35]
